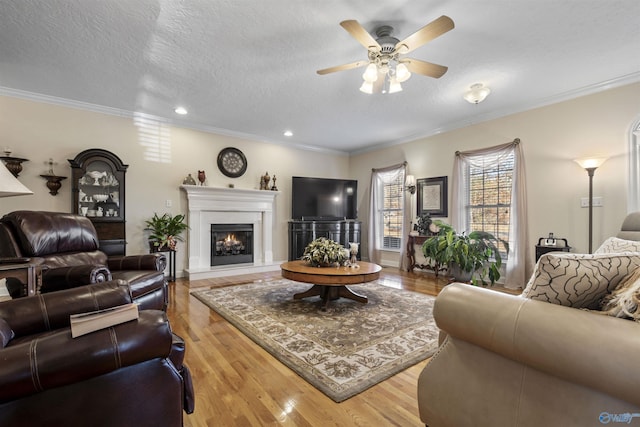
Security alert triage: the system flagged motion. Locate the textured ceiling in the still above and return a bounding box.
[1,1,639,153]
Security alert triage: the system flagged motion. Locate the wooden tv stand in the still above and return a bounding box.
[288,219,361,261]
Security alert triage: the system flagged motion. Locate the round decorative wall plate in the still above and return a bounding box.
[217,147,247,178]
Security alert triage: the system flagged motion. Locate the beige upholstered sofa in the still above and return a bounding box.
[417,213,640,427]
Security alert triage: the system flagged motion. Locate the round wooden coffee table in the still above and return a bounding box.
[280,260,382,310]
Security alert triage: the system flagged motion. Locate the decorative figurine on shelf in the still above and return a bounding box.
[197,170,206,186]
[183,174,196,185]
[271,175,278,191]
[260,171,270,190]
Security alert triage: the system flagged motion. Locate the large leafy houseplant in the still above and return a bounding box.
[144,213,189,251]
[301,237,348,267]
[421,220,509,286]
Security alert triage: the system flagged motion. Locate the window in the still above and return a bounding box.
[382,173,404,250]
[368,163,408,264]
[453,140,530,288]
[466,152,514,259]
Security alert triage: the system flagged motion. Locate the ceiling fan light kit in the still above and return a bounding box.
[464,83,491,104]
[318,15,454,95]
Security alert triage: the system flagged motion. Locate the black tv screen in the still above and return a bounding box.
[292,177,357,220]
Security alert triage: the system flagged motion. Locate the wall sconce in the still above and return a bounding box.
[0,148,30,177]
[405,175,416,194]
[40,158,67,196]
[574,157,608,253]
[463,83,491,104]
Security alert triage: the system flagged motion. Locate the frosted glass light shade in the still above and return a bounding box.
[574,157,608,169]
[362,64,378,82]
[395,63,411,83]
[463,83,491,104]
[359,81,374,94]
[388,77,402,93]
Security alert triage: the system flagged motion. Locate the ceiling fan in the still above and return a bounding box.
[317,15,454,93]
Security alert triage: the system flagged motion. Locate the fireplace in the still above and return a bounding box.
[181,185,279,280]
[211,224,253,266]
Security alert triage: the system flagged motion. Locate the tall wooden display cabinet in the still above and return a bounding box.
[68,149,128,255]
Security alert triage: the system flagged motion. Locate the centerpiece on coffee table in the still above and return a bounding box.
[301,237,348,267]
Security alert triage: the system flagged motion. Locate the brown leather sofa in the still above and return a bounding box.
[417,214,640,426]
[0,280,194,426]
[0,210,167,310]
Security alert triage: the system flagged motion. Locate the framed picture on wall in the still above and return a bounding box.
[417,176,448,217]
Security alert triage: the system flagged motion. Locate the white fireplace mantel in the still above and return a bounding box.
[180,185,280,279]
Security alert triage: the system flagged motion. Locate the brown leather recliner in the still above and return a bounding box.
[0,280,194,426]
[0,210,167,310]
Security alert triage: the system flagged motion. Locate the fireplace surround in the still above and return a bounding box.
[181,185,279,279]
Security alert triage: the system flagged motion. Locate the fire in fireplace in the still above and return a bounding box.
[211,224,253,266]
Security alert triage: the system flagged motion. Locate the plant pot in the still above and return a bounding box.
[448,263,472,283]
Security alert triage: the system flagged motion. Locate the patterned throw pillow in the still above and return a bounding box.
[0,318,14,348]
[599,267,640,320]
[521,252,640,309]
[594,236,640,254]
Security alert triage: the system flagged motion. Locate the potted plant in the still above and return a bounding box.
[301,237,348,267]
[421,220,509,286]
[144,213,189,252]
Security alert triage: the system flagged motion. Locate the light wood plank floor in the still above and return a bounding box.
[166,268,499,426]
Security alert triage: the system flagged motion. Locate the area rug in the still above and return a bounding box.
[191,278,439,402]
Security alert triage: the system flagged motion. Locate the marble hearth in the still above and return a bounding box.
[181,185,280,279]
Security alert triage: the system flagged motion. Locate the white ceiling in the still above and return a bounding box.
[1,1,639,154]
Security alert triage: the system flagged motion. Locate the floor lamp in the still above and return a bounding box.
[574,157,607,253]
[0,160,33,198]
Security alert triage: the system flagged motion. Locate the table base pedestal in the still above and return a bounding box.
[293,284,368,311]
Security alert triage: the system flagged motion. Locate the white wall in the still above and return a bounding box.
[0,95,349,275]
[350,82,640,269]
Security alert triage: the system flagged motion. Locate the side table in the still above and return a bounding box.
[407,234,430,271]
[0,261,42,297]
[151,249,176,282]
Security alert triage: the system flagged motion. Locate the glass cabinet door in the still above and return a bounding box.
[69,149,128,255]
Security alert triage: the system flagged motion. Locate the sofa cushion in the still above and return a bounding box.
[599,267,640,320]
[521,252,640,309]
[594,236,640,254]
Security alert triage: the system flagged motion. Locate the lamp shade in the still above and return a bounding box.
[0,161,33,197]
[405,175,416,187]
[574,157,608,170]
[395,63,411,83]
[359,81,374,94]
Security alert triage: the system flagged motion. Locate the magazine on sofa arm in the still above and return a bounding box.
[70,303,139,338]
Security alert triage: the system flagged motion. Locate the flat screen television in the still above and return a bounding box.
[292,176,357,220]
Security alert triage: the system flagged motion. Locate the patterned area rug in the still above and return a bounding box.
[191,278,439,402]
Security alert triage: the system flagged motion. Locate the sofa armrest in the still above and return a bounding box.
[107,253,166,272]
[434,283,640,407]
[40,264,112,292]
[0,310,172,404]
[0,280,132,337]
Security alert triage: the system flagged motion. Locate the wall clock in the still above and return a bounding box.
[217,147,247,178]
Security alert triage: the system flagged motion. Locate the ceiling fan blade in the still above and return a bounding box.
[400,58,448,79]
[340,20,381,52]
[317,60,368,75]
[395,15,454,54]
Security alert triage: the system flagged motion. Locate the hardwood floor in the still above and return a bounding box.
[166,268,486,426]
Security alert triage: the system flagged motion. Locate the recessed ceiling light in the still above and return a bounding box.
[174,106,188,115]
[283,130,293,137]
